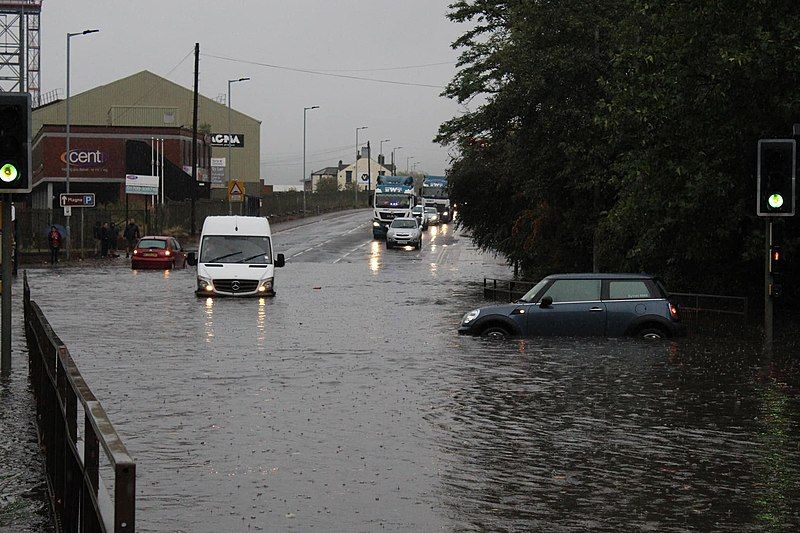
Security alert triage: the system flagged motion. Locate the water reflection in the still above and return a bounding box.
[369,241,381,273]
[204,297,214,343]
[256,298,267,347]
[163,269,171,280]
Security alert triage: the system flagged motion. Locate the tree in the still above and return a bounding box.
[316,176,340,193]
[439,0,800,294]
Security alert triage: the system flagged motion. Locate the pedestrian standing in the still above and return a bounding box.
[100,222,110,258]
[124,219,140,258]
[93,221,102,257]
[48,225,62,265]
[108,222,120,258]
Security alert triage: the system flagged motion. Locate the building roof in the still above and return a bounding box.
[311,166,339,176]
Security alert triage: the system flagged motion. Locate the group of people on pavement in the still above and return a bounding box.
[92,220,140,258]
[47,219,142,265]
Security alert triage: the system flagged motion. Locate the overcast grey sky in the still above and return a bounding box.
[40,0,468,185]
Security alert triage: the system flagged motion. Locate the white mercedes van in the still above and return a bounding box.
[189,216,285,297]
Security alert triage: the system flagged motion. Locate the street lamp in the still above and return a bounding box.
[303,106,319,215]
[354,126,367,207]
[392,146,402,175]
[227,77,250,214]
[379,139,390,165]
[406,156,415,173]
[65,28,99,260]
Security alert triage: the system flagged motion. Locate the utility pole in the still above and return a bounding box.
[764,219,773,352]
[367,141,371,191]
[1,200,11,375]
[392,146,402,175]
[354,126,367,208]
[302,105,319,216]
[190,42,199,236]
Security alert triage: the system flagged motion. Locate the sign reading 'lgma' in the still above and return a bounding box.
[210,133,245,148]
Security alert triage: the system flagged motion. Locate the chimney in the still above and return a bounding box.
[338,159,344,170]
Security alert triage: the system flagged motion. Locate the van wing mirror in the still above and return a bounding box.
[539,295,553,308]
[275,253,285,268]
[187,252,197,266]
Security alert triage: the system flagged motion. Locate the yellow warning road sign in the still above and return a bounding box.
[227,179,245,202]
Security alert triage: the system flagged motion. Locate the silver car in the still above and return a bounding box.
[424,206,440,225]
[386,217,422,250]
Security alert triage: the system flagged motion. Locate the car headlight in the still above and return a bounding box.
[443,211,449,216]
[258,278,273,292]
[462,309,480,324]
[197,277,214,291]
[373,221,381,227]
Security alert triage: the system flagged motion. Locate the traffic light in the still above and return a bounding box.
[758,139,795,216]
[0,93,31,194]
[770,245,783,274]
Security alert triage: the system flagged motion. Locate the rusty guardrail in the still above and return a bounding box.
[23,272,135,532]
[482,278,748,332]
[483,278,537,302]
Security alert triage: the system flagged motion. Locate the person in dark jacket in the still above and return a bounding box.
[108,222,120,258]
[100,222,110,258]
[93,221,102,256]
[48,226,62,264]
[123,219,140,258]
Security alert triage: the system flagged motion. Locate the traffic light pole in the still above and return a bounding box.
[764,219,773,354]
[1,196,12,375]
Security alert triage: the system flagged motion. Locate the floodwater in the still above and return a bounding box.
[10,210,800,531]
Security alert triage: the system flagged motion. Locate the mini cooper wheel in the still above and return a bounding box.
[481,326,510,339]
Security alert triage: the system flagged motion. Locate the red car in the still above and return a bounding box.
[131,236,187,269]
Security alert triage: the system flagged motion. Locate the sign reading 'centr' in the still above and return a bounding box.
[60,150,107,167]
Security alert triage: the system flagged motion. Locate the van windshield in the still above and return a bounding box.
[200,235,272,264]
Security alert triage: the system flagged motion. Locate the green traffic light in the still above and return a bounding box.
[0,163,18,183]
[768,193,784,209]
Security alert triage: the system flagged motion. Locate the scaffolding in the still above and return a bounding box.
[0,1,41,104]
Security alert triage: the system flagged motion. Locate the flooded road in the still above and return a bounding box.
[19,210,800,531]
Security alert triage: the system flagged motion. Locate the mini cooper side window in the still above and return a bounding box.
[542,280,601,302]
[608,280,652,300]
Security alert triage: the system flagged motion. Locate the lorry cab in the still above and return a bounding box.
[189,216,285,297]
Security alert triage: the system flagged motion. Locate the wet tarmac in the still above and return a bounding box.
[12,210,800,531]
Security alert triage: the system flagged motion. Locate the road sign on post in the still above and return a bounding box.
[59,193,95,207]
[227,179,245,202]
[757,139,795,217]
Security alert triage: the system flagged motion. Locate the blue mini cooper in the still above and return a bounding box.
[459,274,684,340]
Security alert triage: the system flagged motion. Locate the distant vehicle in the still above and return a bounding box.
[411,205,428,229]
[421,175,451,222]
[458,273,684,340]
[386,217,422,250]
[131,236,187,270]
[188,216,285,297]
[373,175,416,239]
[424,206,440,226]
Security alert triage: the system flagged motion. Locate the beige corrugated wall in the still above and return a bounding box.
[32,70,261,186]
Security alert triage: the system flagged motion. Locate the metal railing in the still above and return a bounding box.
[24,272,136,532]
[483,278,537,302]
[667,292,748,327]
[482,277,749,330]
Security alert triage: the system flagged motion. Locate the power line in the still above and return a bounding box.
[202,52,446,89]
[113,47,195,123]
[317,61,455,73]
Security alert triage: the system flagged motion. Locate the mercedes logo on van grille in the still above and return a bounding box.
[231,281,240,291]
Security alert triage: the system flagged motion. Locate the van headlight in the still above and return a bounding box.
[197,277,214,292]
[258,278,273,292]
[373,221,381,227]
[462,309,480,324]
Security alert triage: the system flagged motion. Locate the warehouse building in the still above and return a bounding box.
[30,70,261,208]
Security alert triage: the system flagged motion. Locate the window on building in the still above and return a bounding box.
[346,170,352,183]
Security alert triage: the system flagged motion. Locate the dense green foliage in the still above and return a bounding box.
[438,0,800,295]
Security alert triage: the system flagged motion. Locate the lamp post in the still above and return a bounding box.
[303,106,319,215]
[65,28,99,260]
[354,126,367,207]
[391,146,402,175]
[379,138,390,167]
[406,156,415,173]
[227,77,250,214]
